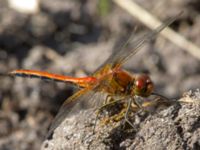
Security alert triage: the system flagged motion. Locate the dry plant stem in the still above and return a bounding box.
[113,0,200,60]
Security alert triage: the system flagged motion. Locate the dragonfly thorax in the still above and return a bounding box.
[132,74,154,97]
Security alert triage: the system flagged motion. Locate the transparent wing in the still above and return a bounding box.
[94,14,180,73]
[46,87,109,138]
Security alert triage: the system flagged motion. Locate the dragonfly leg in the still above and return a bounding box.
[133,96,158,113]
[133,97,143,110]
[103,94,112,105]
[92,95,112,133]
[93,96,125,132]
[99,96,125,112]
[92,95,128,133]
[92,110,101,134]
[124,98,137,130]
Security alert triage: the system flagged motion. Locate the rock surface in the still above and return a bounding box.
[42,90,200,150]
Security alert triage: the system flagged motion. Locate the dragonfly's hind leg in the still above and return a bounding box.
[92,95,114,133]
[93,95,126,133]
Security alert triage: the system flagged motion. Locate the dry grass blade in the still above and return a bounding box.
[113,0,200,60]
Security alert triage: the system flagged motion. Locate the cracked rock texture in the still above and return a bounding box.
[42,90,200,150]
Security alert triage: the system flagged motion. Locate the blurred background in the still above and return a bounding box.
[0,0,200,149]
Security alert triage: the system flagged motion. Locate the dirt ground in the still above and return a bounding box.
[0,0,200,149]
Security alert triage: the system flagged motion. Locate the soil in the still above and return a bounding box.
[0,0,200,149]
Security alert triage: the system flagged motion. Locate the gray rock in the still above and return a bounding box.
[42,89,200,150]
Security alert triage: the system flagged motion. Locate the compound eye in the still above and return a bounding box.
[134,74,154,97]
[135,77,146,90]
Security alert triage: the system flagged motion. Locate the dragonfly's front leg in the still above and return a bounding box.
[124,96,148,130]
[124,98,137,129]
[123,96,171,130]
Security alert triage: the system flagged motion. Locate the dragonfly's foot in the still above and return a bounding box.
[123,116,137,130]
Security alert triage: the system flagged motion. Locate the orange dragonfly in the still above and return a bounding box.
[9,15,178,138]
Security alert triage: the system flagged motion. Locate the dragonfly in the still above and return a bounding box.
[9,14,179,139]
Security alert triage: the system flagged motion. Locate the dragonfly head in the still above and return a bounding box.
[133,74,154,97]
